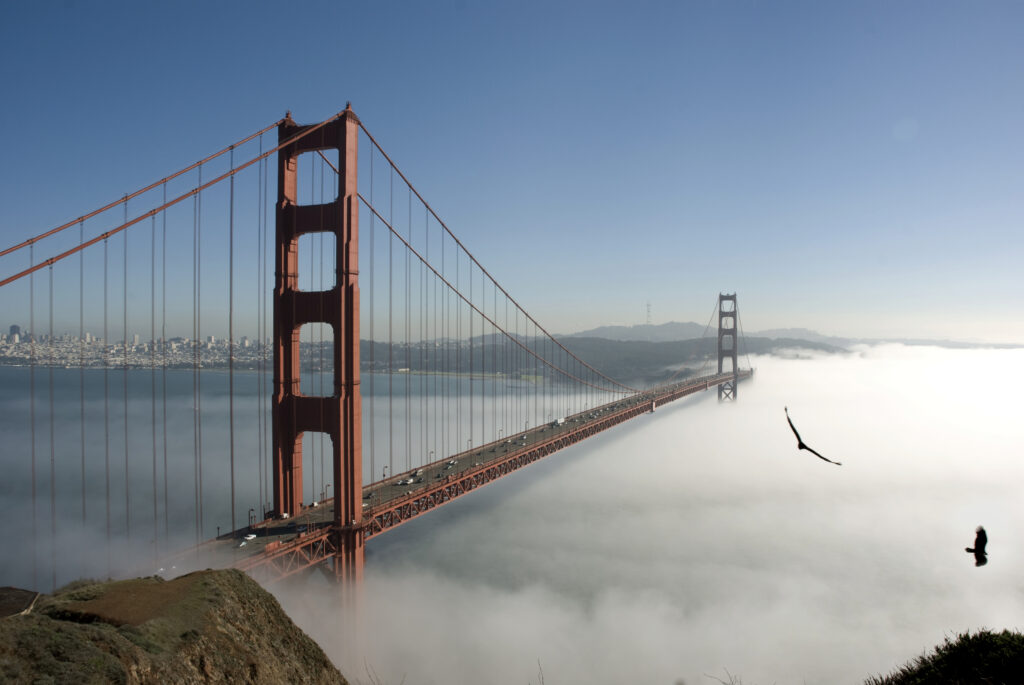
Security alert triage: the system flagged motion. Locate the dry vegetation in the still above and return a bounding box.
[0,570,347,684]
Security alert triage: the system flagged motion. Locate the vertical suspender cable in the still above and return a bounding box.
[388,168,393,479]
[308,153,315,499]
[103,239,110,574]
[48,266,56,591]
[406,187,411,472]
[79,221,86,525]
[421,206,426,466]
[229,145,236,536]
[150,213,158,560]
[123,197,130,538]
[369,144,375,483]
[256,139,264,517]
[196,166,203,541]
[441,227,446,462]
[469,260,473,450]
[30,245,37,588]
[318,154,325,500]
[161,183,168,539]
[261,150,270,515]
[192,171,200,544]
[494,280,497,440]
[454,249,458,451]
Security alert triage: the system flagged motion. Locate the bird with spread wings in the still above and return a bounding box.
[785,407,842,466]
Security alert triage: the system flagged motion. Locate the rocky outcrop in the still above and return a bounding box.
[0,570,346,684]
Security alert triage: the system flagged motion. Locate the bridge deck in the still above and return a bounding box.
[165,370,750,582]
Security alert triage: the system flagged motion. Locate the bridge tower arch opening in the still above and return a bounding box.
[273,106,363,582]
[718,293,738,401]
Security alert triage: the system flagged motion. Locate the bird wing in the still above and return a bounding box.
[803,444,842,466]
[785,407,803,443]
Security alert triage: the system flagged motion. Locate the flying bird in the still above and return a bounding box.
[785,407,841,466]
[966,526,988,566]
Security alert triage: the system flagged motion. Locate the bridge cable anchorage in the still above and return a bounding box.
[355,122,637,395]
[1,109,350,288]
[0,119,285,260]
[357,196,634,395]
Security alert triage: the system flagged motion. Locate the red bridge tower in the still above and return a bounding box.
[273,106,363,582]
[718,293,738,401]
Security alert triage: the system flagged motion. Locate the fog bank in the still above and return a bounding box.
[277,344,1024,683]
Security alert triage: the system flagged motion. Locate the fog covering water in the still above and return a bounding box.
[0,363,606,590]
[271,344,1024,684]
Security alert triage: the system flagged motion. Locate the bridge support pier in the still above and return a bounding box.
[718,293,738,401]
[273,106,364,578]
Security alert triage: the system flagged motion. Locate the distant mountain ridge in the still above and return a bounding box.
[564,321,1018,348]
[564,321,707,342]
[564,321,836,343]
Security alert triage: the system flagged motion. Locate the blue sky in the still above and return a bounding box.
[1,0,1022,342]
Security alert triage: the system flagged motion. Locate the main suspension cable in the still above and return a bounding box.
[0,119,284,259]
[358,195,633,395]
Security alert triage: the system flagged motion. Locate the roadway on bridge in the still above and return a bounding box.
[164,371,747,575]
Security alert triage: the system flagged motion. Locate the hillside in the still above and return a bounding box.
[560,335,843,384]
[0,570,347,684]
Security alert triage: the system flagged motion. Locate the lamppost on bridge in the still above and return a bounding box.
[428,450,434,463]
[248,508,254,528]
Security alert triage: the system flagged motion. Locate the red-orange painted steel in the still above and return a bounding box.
[718,293,739,401]
[272,106,364,582]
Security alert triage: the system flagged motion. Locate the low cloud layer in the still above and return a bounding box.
[275,344,1024,684]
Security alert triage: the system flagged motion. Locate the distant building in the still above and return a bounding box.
[9,325,21,338]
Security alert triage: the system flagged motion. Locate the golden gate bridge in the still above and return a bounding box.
[0,105,751,591]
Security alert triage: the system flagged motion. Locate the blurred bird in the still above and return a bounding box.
[966,526,987,566]
[785,407,841,466]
